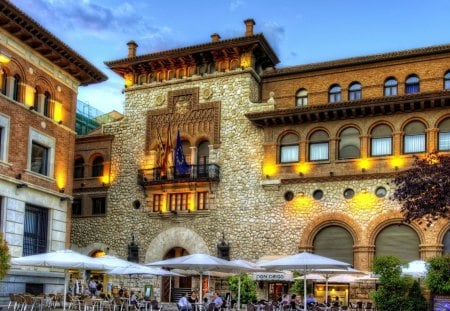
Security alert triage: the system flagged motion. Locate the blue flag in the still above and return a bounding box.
[174,129,190,175]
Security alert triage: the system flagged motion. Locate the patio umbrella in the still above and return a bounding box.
[402,260,427,278]
[108,263,181,276]
[230,259,265,310]
[146,253,248,303]
[11,249,112,310]
[259,252,351,311]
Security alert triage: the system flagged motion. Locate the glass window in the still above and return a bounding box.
[343,188,355,199]
[384,78,398,96]
[444,230,450,254]
[152,194,162,212]
[309,130,329,161]
[72,198,82,216]
[338,127,360,159]
[12,74,20,102]
[375,187,387,198]
[92,156,104,177]
[280,133,299,163]
[31,142,49,175]
[371,125,392,156]
[74,157,84,179]
[403,121,426,154]
[445,71,450,90]
[405,75,420,94]
[438,118,450,151]
[296,89,308,107]
[375,224,420,263]
[168,193,189,211]
[329,84,341,103]
[313,226,354,265]
[313,189,324,200]
[92,197,106,215]
[0,113,9,162]
[43,91,50,117]
[23,204,48,255]
[197,192,209,210]
[348,82,362,101]
[1,72,6,95]
[197,140,209,177]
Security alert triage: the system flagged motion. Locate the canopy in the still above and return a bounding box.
[260,252,351,311]
[109,264,180,276]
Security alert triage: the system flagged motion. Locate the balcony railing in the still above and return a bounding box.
[138,164,220,186]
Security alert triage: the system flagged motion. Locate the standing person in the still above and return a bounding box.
[89,279,97,295]
[178,292,192,311]
[212,292,223,311]
[130,291,140,311]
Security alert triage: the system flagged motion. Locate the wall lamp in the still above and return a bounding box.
[329,171,334,176]
[58,120,63,125]
[60,197,70,202]
[361,168,366,173]
[15,173,22,180]
[170,210,177,215]
[0,50,11,63]
[29,106,35,111]
[298,172,304,177]
[16,183,28,189]
[59,188,65,193]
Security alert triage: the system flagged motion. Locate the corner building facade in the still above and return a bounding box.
[71,20,450,302]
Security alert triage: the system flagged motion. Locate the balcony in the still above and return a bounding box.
[138,164,220,186]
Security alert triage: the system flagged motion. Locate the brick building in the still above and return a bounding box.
[0,0,106,295]
[70,20,450,303]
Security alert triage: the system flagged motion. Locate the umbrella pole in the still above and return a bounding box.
[325,277,329,306]
[63,270,69,311]
[199,272,203,304]
[169,276,172,303]
[303,267,307,311]
[237,275,241,311]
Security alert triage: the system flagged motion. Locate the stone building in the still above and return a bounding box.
[71,19,450,303]
[0,1,106,295]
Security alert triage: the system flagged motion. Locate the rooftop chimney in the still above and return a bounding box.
[127,40,138,58]
[211,33,221,43]
[244,19,255,37]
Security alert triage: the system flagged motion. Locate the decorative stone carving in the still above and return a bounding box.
[202,87,213,100]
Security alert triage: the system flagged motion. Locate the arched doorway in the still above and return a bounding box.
[443,230,450,254]
[313,225,354,265]
[375,224,420,262]
[161,247,191,302]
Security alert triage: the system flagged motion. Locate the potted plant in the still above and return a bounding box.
[425,255,450,311]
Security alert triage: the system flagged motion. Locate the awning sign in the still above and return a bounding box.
[253,272,293,281]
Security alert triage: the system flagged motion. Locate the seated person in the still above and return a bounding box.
[188,291,198,304]
[333,297,340,307]
[130,291,139,310]
[290,294,299,310]
[212,292,223,311]
[178,292,193,311]
[306,294,317,306]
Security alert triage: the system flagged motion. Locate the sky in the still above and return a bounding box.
[10,0,450,113]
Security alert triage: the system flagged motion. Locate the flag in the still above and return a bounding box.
[174,129,190,175]
[155,129,164,167]
[161,124,172,176]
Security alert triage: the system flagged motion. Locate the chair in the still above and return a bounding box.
[356,302,363,311]
[8,293,17,311]
[15,295,25,311]
[22,295,36,311]
[113,297,126,311]
[364,302,373,311]
[348,302,357,311]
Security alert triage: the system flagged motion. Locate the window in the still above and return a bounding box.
[403,121,426,154]
[405,75,420,94]
[12,74,20,102]
[343,188,355,199]
[72,198,82,216]
[197,192,209,210]
[43,92,50,117]
[197,141,209,177]
[438,118,450,151]
[92,156,104,177]
[371,124,392,156]
[296,89,308,107]
[152,194,162,212]
[28,129,55,177]
[31,142,49,175]
[23,204,48,255]
[280,133,299,163]
[375,224,420,263]
[74,157,84,179]
[0,113,9,162]
[338,127,360,159]
[168,193,189,211]
[313,226,354,265]
[384,77,398,96]
[92,197,106,215]
[348,82,362,101]
[375,187,387,198]
[445,71,450,90]
[1,71,6,95]
[309,130,329,161]
[329,84,341,103]
[313,189,324,200]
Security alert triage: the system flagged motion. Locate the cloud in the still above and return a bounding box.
[229,0,245,11]
[260,21,286,55]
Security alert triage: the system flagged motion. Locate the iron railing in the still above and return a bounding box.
[138,164,220,186]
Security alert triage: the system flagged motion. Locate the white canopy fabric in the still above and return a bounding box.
[146,253,251,303]
[11,250,112,311]
[402,260,427,278]
[259,252,351,311]
[108,264,180,276]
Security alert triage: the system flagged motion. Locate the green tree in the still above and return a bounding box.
[372,256,409,311]
[0,232,10,278]
[228,273,257,304]
[425,255,450,295]
[405,280,428,311]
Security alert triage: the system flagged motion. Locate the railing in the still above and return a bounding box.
[138,164,220,185]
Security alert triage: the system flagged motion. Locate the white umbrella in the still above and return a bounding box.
[146,253,248,303]
[92,255,138,268]
[11,250,112,310]
[402,260,427,278]
[259,252,351,311]
[109,264,181,276]
[294,273,326,281]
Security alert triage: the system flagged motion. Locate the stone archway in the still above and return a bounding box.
[145,227,209,262]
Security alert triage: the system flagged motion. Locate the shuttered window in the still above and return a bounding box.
[313,226,354,265]
[375,224,420,262]
[444,230,450,255]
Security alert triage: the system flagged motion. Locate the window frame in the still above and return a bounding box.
[328,84,341,103]
[91,156,104,177]
[296,89,308,107]
[384,78,398,96]
[28,128,55,178]
[403,121,426,154]
[348,82,362,101]
[338,127,361,160]
[370,125,393,157]
[91,197,106,215]
[445,71,450,90]
[279,133,299,164]
[309,130,329,161]
[23,204,48,256]
[438,118,450,151]
[0,113,10,163]
[405,74,420,94]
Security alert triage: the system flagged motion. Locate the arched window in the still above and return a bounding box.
[74,157,85,179]
[12,74,20,102]
[296,89,308,107]
[329,84,341,103]
[405,74,420,94]
[371,124,392,156]
[91,156,104,177]
[375,224,420,262]
[309,130,329,161]
[438,118,450,151]
[43,91,51,117]
[445,71,450,90]
[279,133,299,163]
[338,127,360,159]
[313,226,354,265]
[403,121,426,154]
[444,230,450,254]
[384,77,398,96]
[348,82,362,101]
[1,71,6,95]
